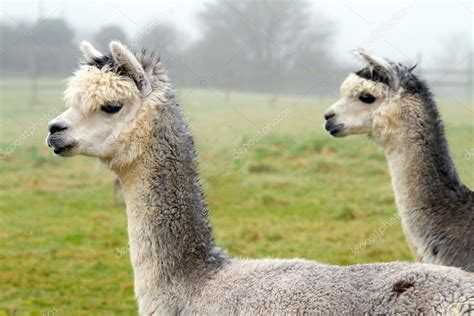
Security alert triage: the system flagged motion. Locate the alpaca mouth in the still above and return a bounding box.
[52,143,75,155]
[324,121,345,137]
[46,135,76,156]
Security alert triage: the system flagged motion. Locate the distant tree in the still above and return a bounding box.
[0,19,76,75]
[433,33,473,100]
[0,23,32,74]
[134,23,182,55]
[93,25,128,52]
[434,33,472,69]
[188,0,335,98]
[133,22,187,83]
[30,18,76,75]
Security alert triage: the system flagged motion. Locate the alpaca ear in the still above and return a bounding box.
[353,49,399,88]
[353,49,391,72]
[109,41,152,97]
[80,41,103,63]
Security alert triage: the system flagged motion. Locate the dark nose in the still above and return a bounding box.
[48,122,68,134]
[324,111,335,120]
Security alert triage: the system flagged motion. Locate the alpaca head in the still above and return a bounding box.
[324,50,424,143]
[46,41,167,170]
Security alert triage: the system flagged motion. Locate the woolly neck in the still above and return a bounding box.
[382,92,468,215]
[117,95,227,310]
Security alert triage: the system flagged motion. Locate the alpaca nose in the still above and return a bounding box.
[48,122,68,134]
[324,111,335,120]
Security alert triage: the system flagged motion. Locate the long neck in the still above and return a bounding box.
[382,94,466,213]
[117,96,226,311]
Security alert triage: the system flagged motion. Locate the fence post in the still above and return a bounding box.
[468,52,473,102]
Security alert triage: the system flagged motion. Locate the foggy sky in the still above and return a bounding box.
[0,0,472,67]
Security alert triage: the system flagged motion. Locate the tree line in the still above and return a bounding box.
[0,0,346,96]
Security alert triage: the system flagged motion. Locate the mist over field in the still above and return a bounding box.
[1,0,472,97]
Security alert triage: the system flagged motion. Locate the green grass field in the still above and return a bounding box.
[1,79,473,314]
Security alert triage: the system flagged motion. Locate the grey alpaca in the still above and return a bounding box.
[324,50,474,272]
[46,41,474,315]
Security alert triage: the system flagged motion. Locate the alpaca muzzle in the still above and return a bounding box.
[46,133,76,156]
[324,120,345,137]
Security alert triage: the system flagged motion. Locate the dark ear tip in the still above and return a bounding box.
[408,64,417,72]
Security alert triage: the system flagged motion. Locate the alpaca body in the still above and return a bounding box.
[324,51,474,271]
[135,258,474,315]
[47,43,474,315]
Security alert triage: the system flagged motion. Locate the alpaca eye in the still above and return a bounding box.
[101,101,123,114]
[359,93,376,104]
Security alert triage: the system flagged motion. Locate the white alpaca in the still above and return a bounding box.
[324,50,474,272]
[46,41,474,315]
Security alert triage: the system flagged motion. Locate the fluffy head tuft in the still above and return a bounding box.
[85,48,165,83]
[352,49,426,96]
[65,41,168,116]
[340,73,390,99]
[64,66,139,115]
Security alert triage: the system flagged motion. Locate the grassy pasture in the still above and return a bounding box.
[0,78,473,314]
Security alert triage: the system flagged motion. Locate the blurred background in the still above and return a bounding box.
[0,0,472,314]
